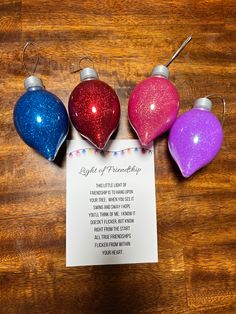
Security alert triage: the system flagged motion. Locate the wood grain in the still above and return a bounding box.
[0,0,236,313]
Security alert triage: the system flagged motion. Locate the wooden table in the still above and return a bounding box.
[0,1,235,313]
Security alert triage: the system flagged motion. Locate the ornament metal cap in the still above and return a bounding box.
[24,75,43,90]
[194,97,212,111]
[151,65,170,79]
[80,67,98,81]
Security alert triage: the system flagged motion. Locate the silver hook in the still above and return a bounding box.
[22,42,39,76]
[165,35,192,67]
[205,94,226,126]
[70,56,95,74]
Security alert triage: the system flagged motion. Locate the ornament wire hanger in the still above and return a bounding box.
[22,41,40,76]
[205,94,227,126]
[70,56,95,74]
[165,35,192,67]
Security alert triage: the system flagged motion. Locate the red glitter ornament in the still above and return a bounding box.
[69,67,120,149]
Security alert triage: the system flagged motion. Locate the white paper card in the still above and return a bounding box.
[66,139,158,266]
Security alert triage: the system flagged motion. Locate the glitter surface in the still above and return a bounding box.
[168,108,223,177]
[128,76,179,146]
[14,87,69,161]
[68,79,120,149]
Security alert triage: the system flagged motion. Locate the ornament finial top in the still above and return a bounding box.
[80,67,98,81]
[151,65,170,79]
[24,75,44,90]
[194,97,212,111]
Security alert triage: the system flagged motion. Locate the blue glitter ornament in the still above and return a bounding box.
[13,43,69,161]
[14,76,69,161]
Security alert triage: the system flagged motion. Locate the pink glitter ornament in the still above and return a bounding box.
[128,71,179,146]
[128,36,192,146]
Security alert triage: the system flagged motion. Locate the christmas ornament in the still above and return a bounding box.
[68,57,120,150]
[128,35,192,146]
[13,42,69,161]
[168,95,226,178]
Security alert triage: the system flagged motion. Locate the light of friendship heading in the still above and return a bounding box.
[78,165,142,177]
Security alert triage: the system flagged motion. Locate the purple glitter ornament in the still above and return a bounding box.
[168,97,224,178]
